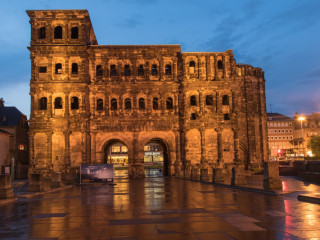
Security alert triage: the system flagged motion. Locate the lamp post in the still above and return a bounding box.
[298,116,305,158]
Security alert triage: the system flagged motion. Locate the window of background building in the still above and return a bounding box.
[165,64,172,75]
[125,98,131,110]
[206,95,213,106]
[54,26,62,39]
[166,97,173,110]
[97,99,103,110]
[190,95,197,106]
[222,95,229,105]
[39,27,46,39]
[54,97,62,109]
[39,66,47,73]
[153,98,159,110]
[71,97,79,110]
[39,97,47,110]
[111,98,117,110]
[71,27,78,39]
[139,98,145,110]
[151,64,158,76]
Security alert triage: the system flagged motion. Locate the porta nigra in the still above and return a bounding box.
[27,10,268,179]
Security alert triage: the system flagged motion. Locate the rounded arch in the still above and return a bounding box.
[102,139,131,165]
[142,138,171,177]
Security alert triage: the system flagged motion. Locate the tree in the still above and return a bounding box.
[309,135,320,158]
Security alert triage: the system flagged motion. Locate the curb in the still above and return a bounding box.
[16,185,73,198]
[298,194,320,204]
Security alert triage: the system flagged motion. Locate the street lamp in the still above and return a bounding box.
[298,116,305,157]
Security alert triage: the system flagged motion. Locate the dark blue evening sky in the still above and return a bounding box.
[1,0,319,118]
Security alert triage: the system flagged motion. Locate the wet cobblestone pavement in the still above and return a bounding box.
[1,177,320,239]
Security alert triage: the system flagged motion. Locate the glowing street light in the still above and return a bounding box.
[298,116,305,157]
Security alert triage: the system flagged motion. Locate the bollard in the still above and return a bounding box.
[263,161,282,190]
[0,175,14,199]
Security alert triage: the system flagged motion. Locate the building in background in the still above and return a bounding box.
[0,98,29,179]
[292,112,320,157]
[267,113,294,158]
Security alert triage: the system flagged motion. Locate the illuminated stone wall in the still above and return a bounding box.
[27,10,268,178]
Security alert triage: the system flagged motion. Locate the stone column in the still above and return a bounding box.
[200,128,209,181]
[0,175,14,199]
[174,130,181,176]
[30,94,35,118]
[48,94,53,117]
[64,130,71,168]
[46,132,53,172]
[159,58,164,80]
[29,132,35,167]
[173,60,177,80]
[65,93,69,117]
[216,129,224,165]
[233,130,240,163]
[199,91,204,112]
[231,165,247,186]
[129,131,144,178]
[206,55,211,80]
[212,168,224,184]
[91,132,96,163]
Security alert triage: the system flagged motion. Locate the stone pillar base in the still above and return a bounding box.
[63,172,77,185]
[212,168,224,184]
[191,167,200,180]
[0,175,14,199]
[263,161,282,190]
[200,168,210,182]
[51,172,62,188]
[129,164,145,178]
[28,173,42,192]
[231,165,247,186]
[184,165,192,179]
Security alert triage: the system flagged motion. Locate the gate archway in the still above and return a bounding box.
[103,139,129,178]
[143,139,170,177]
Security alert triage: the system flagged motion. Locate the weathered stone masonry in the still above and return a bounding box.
[27,10,268,178]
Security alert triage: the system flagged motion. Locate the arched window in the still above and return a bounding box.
[39,97,47,110]
[55,63,62,74]
[139,98,145,110]
[222,95,229,105]
[165,64,172,75]
[124,65,131,76]
[96,65,103,76]
[110,65,117,76]
[151,64,158,76]
[190,95,197,106]
[111,98,117,110]
[54,97,62,109]
[217,60,223,69]
[190,113,197,120]
[39,67,47,73]
[224,113,230,120]
[206,95,213,106]
[71,97,79,110]
[71,27,78,39]
[189,61,195,74]
[125,98,131,110]
[54,26,62,39]
[39,27,46,39]
[97,99,103,110]
[153,98,159,110]
[71,63,78,74]
[166,97,173,110]
[138,65,144,76]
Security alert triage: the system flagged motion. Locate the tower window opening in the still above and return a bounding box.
[153,97,159,110]
[55,63,62,74]
[217,60,223,69]
[71,27,78,39]
[71,63,78,74]
[125,98,132,110]
[165,64,172,75]
[224,113,230,120]
[222,95,229,105]
[39,97,47,110]
[96,65,103,76]
[39,27,46,39]
[54,26,62,39]
[206,95,213,106]
[97,99,103,110]
[166,97,173,110]
[189,61,195,74]
[151,64,158,76]
[191,113,197,120]
[124,65,131,76]
[111,98,118,110]
[139,98,145,110]
[138,65,144,76]
[71,97,79,110]
[39,66,47,73]
[54,97,62,109]
[190,95,197,106]
[110,65,117,76]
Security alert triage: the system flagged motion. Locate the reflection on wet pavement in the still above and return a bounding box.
[0,177,320,239]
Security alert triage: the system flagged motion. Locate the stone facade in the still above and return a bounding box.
[27,10,268,178]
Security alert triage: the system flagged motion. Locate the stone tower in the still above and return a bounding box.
[27,10,268,179]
